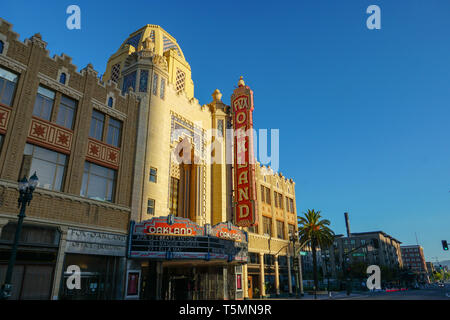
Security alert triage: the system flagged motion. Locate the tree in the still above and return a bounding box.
[298,209,335,293]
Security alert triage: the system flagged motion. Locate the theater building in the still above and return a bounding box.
[101,24,299,300]
[0,18,138,300]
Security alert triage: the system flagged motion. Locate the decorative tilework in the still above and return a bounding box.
[86,138,120,170]
[27,117,73,154]
[0,104,11,133]
[124,33,142,50]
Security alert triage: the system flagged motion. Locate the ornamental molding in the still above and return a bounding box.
[0,179,131,214]
[92,98,127,121]
[0,54,27,73]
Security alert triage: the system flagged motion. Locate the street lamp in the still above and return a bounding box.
[0,172,38,299]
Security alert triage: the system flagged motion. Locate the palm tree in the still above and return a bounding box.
[298,209,335,295]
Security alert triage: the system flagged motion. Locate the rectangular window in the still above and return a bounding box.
[56,95,77,129]
[260,186,265,203]
[107,117,122,147]
[277,220,285,239]
[274,191,278,208]
[152,73,158,95]
[122,71,136,94]
[33,86,55,121]
[0,134,3,153]
[278,193,283,209]
[248,225,258,234]
[139,70,148,93]
[263,216,272,236]
[289,198,294,213]
[81,162,116,202]
[265,187,271,205]
[90,110,105,141]
[0,67,18,107]
[149,167,157,183]
[160,78,165,99]
[169,177,179,215]
[286,197,289,212]
[23,143,67,191]
[147,199,155,215]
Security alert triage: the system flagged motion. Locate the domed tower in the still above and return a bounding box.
[103,25,194,99]
[103,25,213,226]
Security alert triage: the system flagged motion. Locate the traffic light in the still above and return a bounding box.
[442,240,449,251]
[371,238,379,249]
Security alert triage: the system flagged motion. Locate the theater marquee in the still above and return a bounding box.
[231,77,257,227]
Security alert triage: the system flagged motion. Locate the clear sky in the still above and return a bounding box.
[2,0,450,263]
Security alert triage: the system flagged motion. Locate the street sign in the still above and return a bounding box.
[352,253,365,257]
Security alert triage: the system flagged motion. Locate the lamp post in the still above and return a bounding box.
[0,172,38,299]
[289,233,300,297]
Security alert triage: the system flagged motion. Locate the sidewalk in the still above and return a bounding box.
[264,291,371,300]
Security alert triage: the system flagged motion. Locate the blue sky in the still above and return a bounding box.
[3,0,450,263]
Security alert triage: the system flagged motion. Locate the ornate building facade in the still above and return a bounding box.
[0,18,138,300]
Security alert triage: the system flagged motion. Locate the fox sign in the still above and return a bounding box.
[231,77,257,227]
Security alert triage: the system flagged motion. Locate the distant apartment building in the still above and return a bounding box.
[323,231,403,279]
[401,245,429,283]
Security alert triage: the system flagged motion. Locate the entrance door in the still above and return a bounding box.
[248,276,253,299]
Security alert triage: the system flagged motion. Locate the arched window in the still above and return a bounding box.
[59,73,66,84]
[0,41,4,54]
[108,97,113,107]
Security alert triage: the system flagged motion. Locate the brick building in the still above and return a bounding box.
[0,18,139,299]
[401,245,429,283]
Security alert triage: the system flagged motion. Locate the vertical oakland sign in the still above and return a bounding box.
[231,77,257,227]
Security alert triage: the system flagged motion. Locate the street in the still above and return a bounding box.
[337,284,450,300]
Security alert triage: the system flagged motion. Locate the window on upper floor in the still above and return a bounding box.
[90,110,105,141]
[33,86,55,121]
[139,70,148,93]
[0,67,18,107]
[59,73,66,85]
[263,216,272,237]
[277,220,285,240]
[81,161,116,202]
[149,167,157,183]
[175,69,186,93]
[160,77,165,99]
[260,185,265,203]
[106,117,122,147]
[107,97,114,108]
[56,95,77,129]
[248,224,258,234]
[0,41,3,54]
[122,71,136,94]
[274,191,278,208]
[110,63,121,83]
[22,143,67,192]
[0,134,3,153]
[278,192,283,209]
[147,198,155,215]
[265,187,271,205]
[152,73,158,96]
